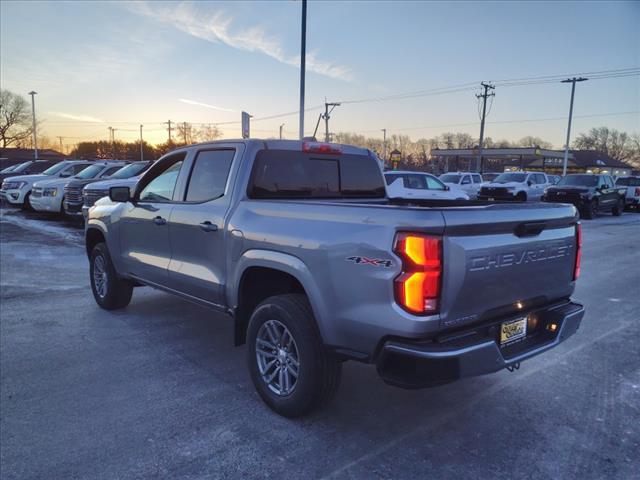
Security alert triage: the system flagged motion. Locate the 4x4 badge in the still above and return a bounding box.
[346,256,393,268]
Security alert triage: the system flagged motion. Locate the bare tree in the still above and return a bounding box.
[573,127,630,161]
[517,136,553,149]
[0,90,33,147]
[196,124,221,142]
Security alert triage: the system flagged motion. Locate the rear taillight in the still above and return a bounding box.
[573,223,582,281]
[394,233,442,315]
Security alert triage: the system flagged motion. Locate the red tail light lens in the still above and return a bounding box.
[573,223,582,281]
[302,141,342,155]
[394,233,442,314]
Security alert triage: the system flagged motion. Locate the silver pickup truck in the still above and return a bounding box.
[85,139,584,417]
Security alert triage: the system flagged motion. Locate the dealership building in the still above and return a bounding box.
[429,147,634,177]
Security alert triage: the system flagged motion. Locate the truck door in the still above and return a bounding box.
[599,175,617,208]
[118,153,186,285]
[166,146,241,306]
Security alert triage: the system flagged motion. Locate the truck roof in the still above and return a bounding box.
[169,139,373,157]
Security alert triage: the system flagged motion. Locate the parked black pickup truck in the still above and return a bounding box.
[542,174,626,219]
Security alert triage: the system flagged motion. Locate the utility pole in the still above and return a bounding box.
[476,82,495,173]
[323,100,341,142]
[28,91,38,159]
[279,123,285,140]
[139,124,144,161]
[381,128,387,162]
[164,120,173,143]
[561,77,588,176]
[182,122,188,145]
[56,136,64,153]
[299,0,307,140]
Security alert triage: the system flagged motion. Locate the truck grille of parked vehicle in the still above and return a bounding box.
[64,185,83,203]
[83,189,109,208]
[479,186,509,198]
[544,190,583,205]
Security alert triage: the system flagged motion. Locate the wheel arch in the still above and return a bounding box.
[230,250,328,347]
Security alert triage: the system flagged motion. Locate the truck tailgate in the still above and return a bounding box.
[439,202,579,329]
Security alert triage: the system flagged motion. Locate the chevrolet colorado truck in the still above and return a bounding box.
[542,173,626,219]
[85,139,585,417]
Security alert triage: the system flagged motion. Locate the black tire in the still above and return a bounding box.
[21,192,33,211]
[247,294,342,417]
[612,199,624,216]
[582,200,597,219]
[516,191,527,202]
[89,242,133,310]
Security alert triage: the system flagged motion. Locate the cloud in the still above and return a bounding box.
[128,2,353,82]
[179,98,235,112]
[49,112,105,123]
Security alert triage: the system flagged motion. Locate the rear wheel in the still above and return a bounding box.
[90,242,133,310]
[612,199,624,216]
[247,294,342,417]
[516,192,527,202]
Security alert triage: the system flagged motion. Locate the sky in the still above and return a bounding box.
[1,0,639,150]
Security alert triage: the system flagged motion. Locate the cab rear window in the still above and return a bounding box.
[248,150,385,199]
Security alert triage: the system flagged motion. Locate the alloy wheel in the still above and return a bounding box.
[255,319,300,396]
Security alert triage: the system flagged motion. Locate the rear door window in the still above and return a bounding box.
[184,149,235,202]
[405,174,427,190]
[472,174,482,183]
[249,150,385,198]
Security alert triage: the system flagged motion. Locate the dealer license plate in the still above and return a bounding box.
[500,317,527,346]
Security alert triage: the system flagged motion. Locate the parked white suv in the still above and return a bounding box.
[439,172,484,199]
[30,161,126,214]
[478,171,550,201]
[0,160,92,210]
[384,171,470,200]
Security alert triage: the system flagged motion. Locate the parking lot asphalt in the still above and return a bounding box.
[1,206,639,480]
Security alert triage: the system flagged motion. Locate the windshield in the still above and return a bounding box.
[74,165,103,179]
[557,175,598,187]
[440,174,461,183]
[494,173,527,183]
[616,177,640,186]
[483,173,499,182]
[42,162,70,175]
[1,162,26,173]
[109,162,149,179]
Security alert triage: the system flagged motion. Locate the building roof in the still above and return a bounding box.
[430,147,572,160]
[569,150,633,168]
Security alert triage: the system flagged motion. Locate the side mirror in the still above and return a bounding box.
[527,180,532,186]
[109,186,131,203]
[59,171,71,178]
[444,185,450,191]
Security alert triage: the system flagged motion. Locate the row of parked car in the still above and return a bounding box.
[1,158,638,221]
[0,159,152,218]
[382,169,639,218]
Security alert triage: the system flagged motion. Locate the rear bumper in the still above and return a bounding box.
[376,300,584,389]
[477,193,517,201]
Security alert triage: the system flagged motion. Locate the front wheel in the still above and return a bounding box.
[247,294,342,417]
[582,200,597,219]
[516,192,527,202]
[21,192,33,211]
[90,242,133,310]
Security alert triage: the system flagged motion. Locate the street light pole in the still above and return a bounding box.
[140,124,144,161]
[28,91,38,159]
[381,128,387,162]
[561,77,588,176]
[298,0,307,140]
[279,123,285,140]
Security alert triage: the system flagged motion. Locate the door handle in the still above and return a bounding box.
[199,221,218,232]
[153,216,167,226]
